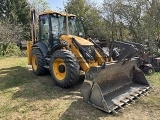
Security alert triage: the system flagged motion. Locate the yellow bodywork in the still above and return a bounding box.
[27,34,110,73]
[60,35,94,47]
[28,9,110,73]
[27,41,33,65]
[59,35,105,72]
[39,10,76,17]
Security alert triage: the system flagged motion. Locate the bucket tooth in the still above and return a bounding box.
[143,92,149,96]
[126,97,135,103]
[146,87,150,90]
[142,87,150,92]
[120,93,136,103]
[116,105,124,110]
[119,106,124,110]
[112,109,118,114]
[135,91,143,94]
[135,96,140,99]
[120,100,131,105]
[139,88,147,93]
[112,100,124,109]
[130,94,140,99]
[113,101,125,110]
[141,89,146,93]
[135,90,145,96]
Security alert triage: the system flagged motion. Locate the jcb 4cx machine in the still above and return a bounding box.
[27,9,150,113]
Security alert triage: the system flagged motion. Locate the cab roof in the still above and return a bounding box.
[39,10,76,17]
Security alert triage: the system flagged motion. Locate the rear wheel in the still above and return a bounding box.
[143,66,154,75]
[50,49,80,88]
[31,48,47,75]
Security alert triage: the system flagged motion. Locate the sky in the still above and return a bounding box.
[45,0,103,11]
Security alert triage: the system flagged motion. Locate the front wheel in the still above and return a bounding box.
[50,49,80,88]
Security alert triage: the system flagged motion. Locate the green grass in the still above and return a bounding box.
[147,73,160,85]
[0,57,160,120]
[0,56,5,59]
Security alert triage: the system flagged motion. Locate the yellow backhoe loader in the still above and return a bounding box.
[27,9,150,113]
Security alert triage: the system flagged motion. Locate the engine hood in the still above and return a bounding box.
[60,35,94,46]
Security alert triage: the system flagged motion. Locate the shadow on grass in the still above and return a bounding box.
[0,66,36,90]
[12,76,85,100]
[0,66,86,101]
[59,100,110,120]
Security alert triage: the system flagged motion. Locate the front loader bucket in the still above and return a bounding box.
[80,59,150,113]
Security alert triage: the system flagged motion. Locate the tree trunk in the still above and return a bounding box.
[2,43,8,56]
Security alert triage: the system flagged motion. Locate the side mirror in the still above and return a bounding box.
[78,32,83,36]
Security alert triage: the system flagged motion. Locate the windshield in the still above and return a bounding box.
[51,15,65,39]
[51,14,85,38]
[68,17,85,38]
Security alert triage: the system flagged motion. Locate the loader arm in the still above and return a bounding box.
[60,35,105,72]
[109,41,139,62]
[89,38,108,58]
[78,40,151,113]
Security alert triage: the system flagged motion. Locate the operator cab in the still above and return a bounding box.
[39,11,85,49]
[39,11,64,48]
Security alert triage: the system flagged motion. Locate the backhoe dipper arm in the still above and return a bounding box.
[109,41,138,62]
[124,41,145,55]
[89,39,108,57]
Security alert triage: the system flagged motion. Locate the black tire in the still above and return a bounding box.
[143,66,154,75]
[50,49,80,88]
[31,48,47,75]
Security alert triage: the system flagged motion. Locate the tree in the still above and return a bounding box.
[28,0,50,15]
[0,21,23,55]
[0,0,30,39]
[0,0,29,25]
[65,0,108,40]
[102,0,150,42]
[0,0,51,56]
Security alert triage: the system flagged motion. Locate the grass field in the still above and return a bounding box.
[0,57,160,120]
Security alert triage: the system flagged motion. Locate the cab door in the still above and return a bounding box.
[39,15,51,48]
[51,15,60,46]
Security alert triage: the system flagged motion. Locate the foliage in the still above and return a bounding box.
[101,0,160,53]
[5,43,26,57]
[28,0,50,15]
[0,21,23,44]
[0,42,26,57]
[0,21,24,56]
[65,0,160,51]
[65,0,107,40]
[0,0,30,39]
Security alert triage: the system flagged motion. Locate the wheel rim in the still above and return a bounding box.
[148,69,153,74]
[53,58,66,81]
[32,55,38,71]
